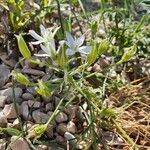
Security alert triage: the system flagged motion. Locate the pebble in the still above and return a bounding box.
[0,112,7,127]
[56,123,68,135]
[45,103,54,112]
[35,145,48,150]
[0,64,10,88]
[12,118,20,129]
[55,135,65,143]
[64,132,77,145]
[46,125,54,138]
[67,121,76,134]
[55,112,68,123]
[2,104,18,119]
[0,87,23,99]
[28,100,40,108]
[10,136,31,150]
[32,110,49,123]
[22,68,45,76]
[65,105,78,120]
[0,96,7,107]
[0,139,6,150]
[26,87,36,95]
[22,93,34,100]
[20,101,29,120]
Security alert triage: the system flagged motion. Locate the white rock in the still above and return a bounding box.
[32,110,49,123]
[0,64,10,88]
[20,101,29,120]
[3,104,18,119]
[0,87,23,98]
[0,140,6,150]
[64,132,77,145]
[0,112,7,127]
[11,136,31,150]
[67,121,76,134]
[12,118,20,129]
[55,112,68,123]
[0,96,7,107]
[22,93,34,100]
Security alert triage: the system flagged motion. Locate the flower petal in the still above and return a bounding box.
[34,53,50,57]
[29,30,44,41]
[66,32,74,47]
[40,25,47,37]
[31,40,43,45]
[40,44,50,56]
[75,34,85,47]
[78,46,91,54]
[66,48,75,56]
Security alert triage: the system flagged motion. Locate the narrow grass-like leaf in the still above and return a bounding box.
[16,34,31,59]
[0,127,21,136]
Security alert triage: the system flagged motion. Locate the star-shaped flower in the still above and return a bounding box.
[66,32,91,56]
[29,25,59,57]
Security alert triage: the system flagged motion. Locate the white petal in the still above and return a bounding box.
[34,53,50,57]
[40,44,50,55]
[52,27,60,37]
[29,30,44,41]
[40,25,47,37]
[75,34,85,47]
[66,48,75,56]
[31,40,43,45]
[66,32,74,47]
[78,46,91,54]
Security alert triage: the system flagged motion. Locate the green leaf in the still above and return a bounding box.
[57,43,68,68]
[16,34,31,59]
[117,45,137,64]
[87,42,98,65]
[97,40,109,56]
[0,127,21,136]
[35,80,52,98]
[27,124,47,139]
[11,70,30,86]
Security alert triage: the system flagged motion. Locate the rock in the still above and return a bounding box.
[67,121,76,134]
[28,100,40,108]
[26,87,36,95]
[45,103,54,112]
[20,101,29,120]
[11,136,31,150]
[32,110,49,123]
[55,135,65,143]
[0,53,17,67]
[46,125,54,138]
[65,105,78,120]
[0,64,10,88]
[0,112,7,127]
[0,96,7,107]
[3,104,18,119]
[22,68,45,76]
[0,87,23,99]
[55,112,68,123]
[12,118,20,129]
[35,145,48,150]
[64,132,77,145]
[56,123,68,135]
[22,93,34,100]
[0,139,6,150]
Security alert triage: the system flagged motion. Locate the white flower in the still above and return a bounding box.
[29,25,59,57]
[66,32,91,56]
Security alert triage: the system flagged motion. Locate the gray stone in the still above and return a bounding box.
[0,96,7,107]
[55,112,68,123]
[45,103,54,111]
[28,100,40,108]
[64,132,77,145]
[56,123,68,136]
[22,93,34,100]
[20,101,29,120]
[22,68,45,76]
[10,136,31,150]
[0,64,10,88]
[46,125,54,138]
[32,110,49,123]
[0,112,7,127]
[0,87,23,99]
[3,104,18,119]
